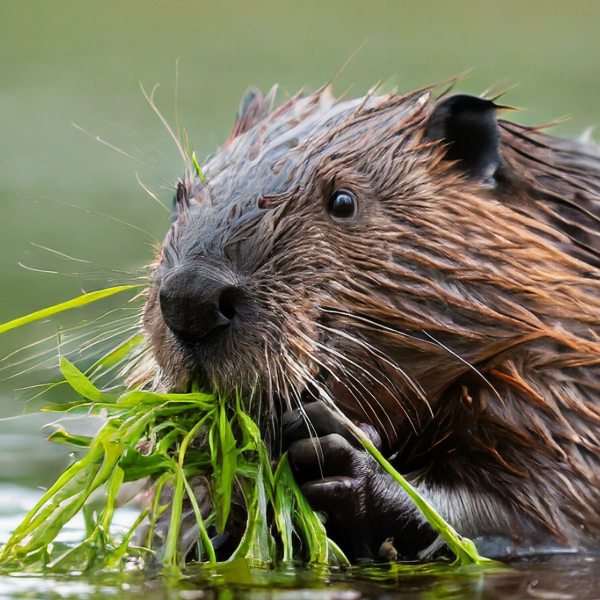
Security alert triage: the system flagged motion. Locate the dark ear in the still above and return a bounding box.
[227,85,277,143]
[426,94,500,184]
[227,87,264,142]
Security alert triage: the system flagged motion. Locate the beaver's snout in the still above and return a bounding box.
[159,262,245,346]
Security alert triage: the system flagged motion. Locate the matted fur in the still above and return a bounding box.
[134,83,600,554]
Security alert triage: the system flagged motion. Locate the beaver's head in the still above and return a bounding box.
[138,84,600,452]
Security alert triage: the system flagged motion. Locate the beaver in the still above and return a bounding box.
[135,82,600,562]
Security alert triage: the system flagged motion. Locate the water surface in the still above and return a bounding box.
[2,485,600,600]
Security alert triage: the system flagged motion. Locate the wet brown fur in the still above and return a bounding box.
[135,83,600,553]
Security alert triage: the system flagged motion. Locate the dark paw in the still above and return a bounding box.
[283,403,369,506]
[283,402,367,490]
[282,402,385,558]
[281,402,436,561]
[289,432,365,518]
[282,401,361,450]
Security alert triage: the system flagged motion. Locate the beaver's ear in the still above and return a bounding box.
[425,94,500,184]
[227,85,277,143]
[227,87,263,142]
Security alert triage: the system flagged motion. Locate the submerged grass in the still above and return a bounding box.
[0,287,493,582]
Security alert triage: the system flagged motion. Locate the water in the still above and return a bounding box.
[1,486,600,599]
[2,1,600,598]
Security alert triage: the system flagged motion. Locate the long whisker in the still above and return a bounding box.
[0,314,138,374]
[319,308,500,408]
[30,243,135,274]
[140,82,191,171]
[0,307,138,365]
[261,342,274,450]
[71,122,153,167]
[324,307,507,412]
[2,354,60,382]
[314,321,431,418]
[17,263,136,281]
[76,323,140,357]
[292,329,401,438]
[39,196,161,245]
[135,172,171,213]
[279,347,325,464]
[319,307,435,347]
[420,330,505,405]
[88,334,145,381]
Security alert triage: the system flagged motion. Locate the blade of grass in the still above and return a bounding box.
[276,455,330,565]
[272,458,295,563]
[61,357,118,404]
[177,414,216,564]
[0,285,144,335]
[210,400,238,533]
[180,467,216,564]
[86,333,144,379]
[359,436,492,565]
[230,468,273,566]
[46,429,92,447]
[100,465,125,534]
[161,462,185,569]
[106,508,151,568]
[145,472,172,550]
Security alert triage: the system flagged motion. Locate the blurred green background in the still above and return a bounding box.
[2,0,600,485]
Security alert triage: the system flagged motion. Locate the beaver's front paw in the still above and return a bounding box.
[283,401,382,520]
[283,401,436,561]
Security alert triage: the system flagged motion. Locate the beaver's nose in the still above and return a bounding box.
[159,265,243,344]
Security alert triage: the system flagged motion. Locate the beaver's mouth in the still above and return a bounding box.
[176,332,231,369]
[176,336,327,411]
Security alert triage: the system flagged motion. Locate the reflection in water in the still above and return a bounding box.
[1,553,600,599]
[1,488,599,600]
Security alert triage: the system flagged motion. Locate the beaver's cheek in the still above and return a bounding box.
[142,287,187,373]
[141,286,164,341]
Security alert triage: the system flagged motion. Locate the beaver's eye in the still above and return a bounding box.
[328,190,358,220]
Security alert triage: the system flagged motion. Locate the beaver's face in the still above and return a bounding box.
[140,86,540,439]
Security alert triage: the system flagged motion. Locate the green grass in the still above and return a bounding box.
[0,285,144,335]
[0,287,492,579]
[0,358,343,574]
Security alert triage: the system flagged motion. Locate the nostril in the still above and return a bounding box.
[158,264,247,345]
[218,287,240,321]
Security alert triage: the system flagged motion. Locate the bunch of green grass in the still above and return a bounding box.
[0,358,346,574]
[0,286,491,575]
